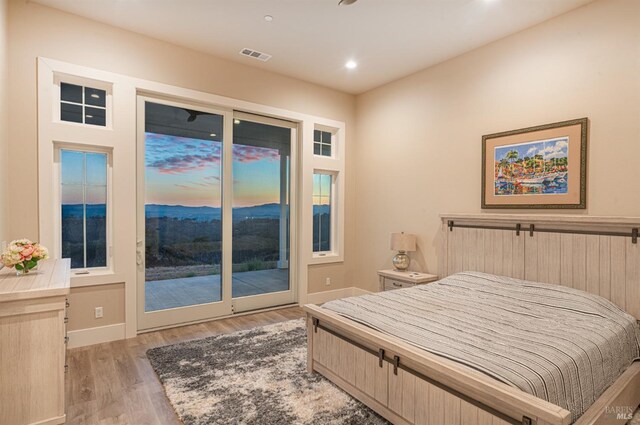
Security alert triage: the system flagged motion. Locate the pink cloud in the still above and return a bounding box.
[233,145,280,163]
[148,153,221,174]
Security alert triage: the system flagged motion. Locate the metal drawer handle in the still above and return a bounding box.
[65,300,70,308]
[392,282,402,287]
[64,364,69,373]
[64,336,69,344]
[64,317,69,324]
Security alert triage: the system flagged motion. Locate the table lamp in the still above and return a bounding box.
[390,232,416,271]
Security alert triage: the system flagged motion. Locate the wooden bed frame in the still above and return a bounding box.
[304,214,640,425]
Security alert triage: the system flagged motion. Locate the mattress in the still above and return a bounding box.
[322,272,640,421]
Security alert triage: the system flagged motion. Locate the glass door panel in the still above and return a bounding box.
[231,115,295,311]
[137,98,231,331]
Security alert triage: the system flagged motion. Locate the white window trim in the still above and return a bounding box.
[307,124,345,265]
[38,57,346,338]
[54,143,113,275]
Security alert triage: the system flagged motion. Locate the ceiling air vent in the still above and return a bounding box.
[239,48,272,62]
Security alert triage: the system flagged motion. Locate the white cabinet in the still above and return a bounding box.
[0,259,70,425]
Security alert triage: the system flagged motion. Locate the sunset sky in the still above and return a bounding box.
[60,134,283,207]
[144,133,281,207]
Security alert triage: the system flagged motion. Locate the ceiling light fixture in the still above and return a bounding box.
[264,15,273,22]
[345,60,358,69]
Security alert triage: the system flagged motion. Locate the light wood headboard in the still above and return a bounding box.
[440,214,640,319]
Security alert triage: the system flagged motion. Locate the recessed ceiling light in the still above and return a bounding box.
[264,15,273,22]
[345,60,357,69]
[234,119,241,125]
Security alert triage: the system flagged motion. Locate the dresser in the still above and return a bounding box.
[0,259,71,425]
[377,269,438,291]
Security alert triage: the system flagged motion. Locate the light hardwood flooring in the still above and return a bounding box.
[65,307,305,425]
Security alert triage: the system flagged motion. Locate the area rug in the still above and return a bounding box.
[146,319,389,425]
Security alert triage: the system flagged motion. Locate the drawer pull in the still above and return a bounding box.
[64,364,69,373]
[65,300,70,308]
[64,336,69,344]
[378,348,385,368]
[392,282,402,287]
[64,317,69,324]
[393,355,400,375]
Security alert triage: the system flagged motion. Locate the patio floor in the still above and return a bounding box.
[145,268,289,312]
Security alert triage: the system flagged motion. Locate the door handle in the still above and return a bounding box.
[136,251,143,266]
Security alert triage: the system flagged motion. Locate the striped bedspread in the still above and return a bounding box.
[322,272,640,421]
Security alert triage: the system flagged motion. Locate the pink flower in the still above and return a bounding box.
[21,245,35,259]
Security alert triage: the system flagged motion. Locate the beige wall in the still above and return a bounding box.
[0,0,8,246]
[67,283,125,331]
[354,0,640,291]
[7,0,357,332]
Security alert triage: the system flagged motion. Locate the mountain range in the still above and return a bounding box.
[62,203,330,221]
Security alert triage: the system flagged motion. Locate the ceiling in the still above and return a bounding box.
[34,0,594,94]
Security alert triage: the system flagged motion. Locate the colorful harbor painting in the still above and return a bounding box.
[494,137,569,196]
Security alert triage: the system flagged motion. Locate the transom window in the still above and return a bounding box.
[313,130,333,157]
[60,82,107,126]
[312,172,332,253]
[60,149,109,269]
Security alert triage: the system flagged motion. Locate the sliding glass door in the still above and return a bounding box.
[137,99,296,330]
[137,98,232,330]
[231,114,296,313]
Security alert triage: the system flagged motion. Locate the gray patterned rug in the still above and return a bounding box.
[147,319,388,425]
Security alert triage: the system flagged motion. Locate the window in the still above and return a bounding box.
[60,149,109,269]
[60,82,107,126]
[313,172,332,252]
[313,130,332,157]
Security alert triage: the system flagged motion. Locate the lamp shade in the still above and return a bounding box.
[390,232,416,252]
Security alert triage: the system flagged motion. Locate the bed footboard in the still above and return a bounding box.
[305,305,571,425]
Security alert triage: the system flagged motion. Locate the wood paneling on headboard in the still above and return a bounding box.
[440,214,640,319]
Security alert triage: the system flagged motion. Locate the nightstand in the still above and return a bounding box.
[377,269,439,291]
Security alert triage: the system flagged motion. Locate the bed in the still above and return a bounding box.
[304,214,640,425]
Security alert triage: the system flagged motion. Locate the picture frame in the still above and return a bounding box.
[481,118,588,209]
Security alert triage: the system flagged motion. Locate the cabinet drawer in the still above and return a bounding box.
[384,279,414,290]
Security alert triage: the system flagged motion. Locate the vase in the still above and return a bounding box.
[16,264,37,276]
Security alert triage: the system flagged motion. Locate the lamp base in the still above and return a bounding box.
[392,251,410,271]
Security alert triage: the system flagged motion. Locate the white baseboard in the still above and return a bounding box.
[306,286,371,305]
[67,323,126,349]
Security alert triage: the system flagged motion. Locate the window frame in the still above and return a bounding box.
[313,129,335,158]
[53,74,113,130]
[312,171,335,255]
[308,123,344,264]
[53,142,114,275]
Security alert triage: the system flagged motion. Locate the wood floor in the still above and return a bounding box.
[65,307,305,425]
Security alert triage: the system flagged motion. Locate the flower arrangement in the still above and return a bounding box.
[1,239,49,275]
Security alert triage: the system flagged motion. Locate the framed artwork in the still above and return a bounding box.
[482,118,588,209]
